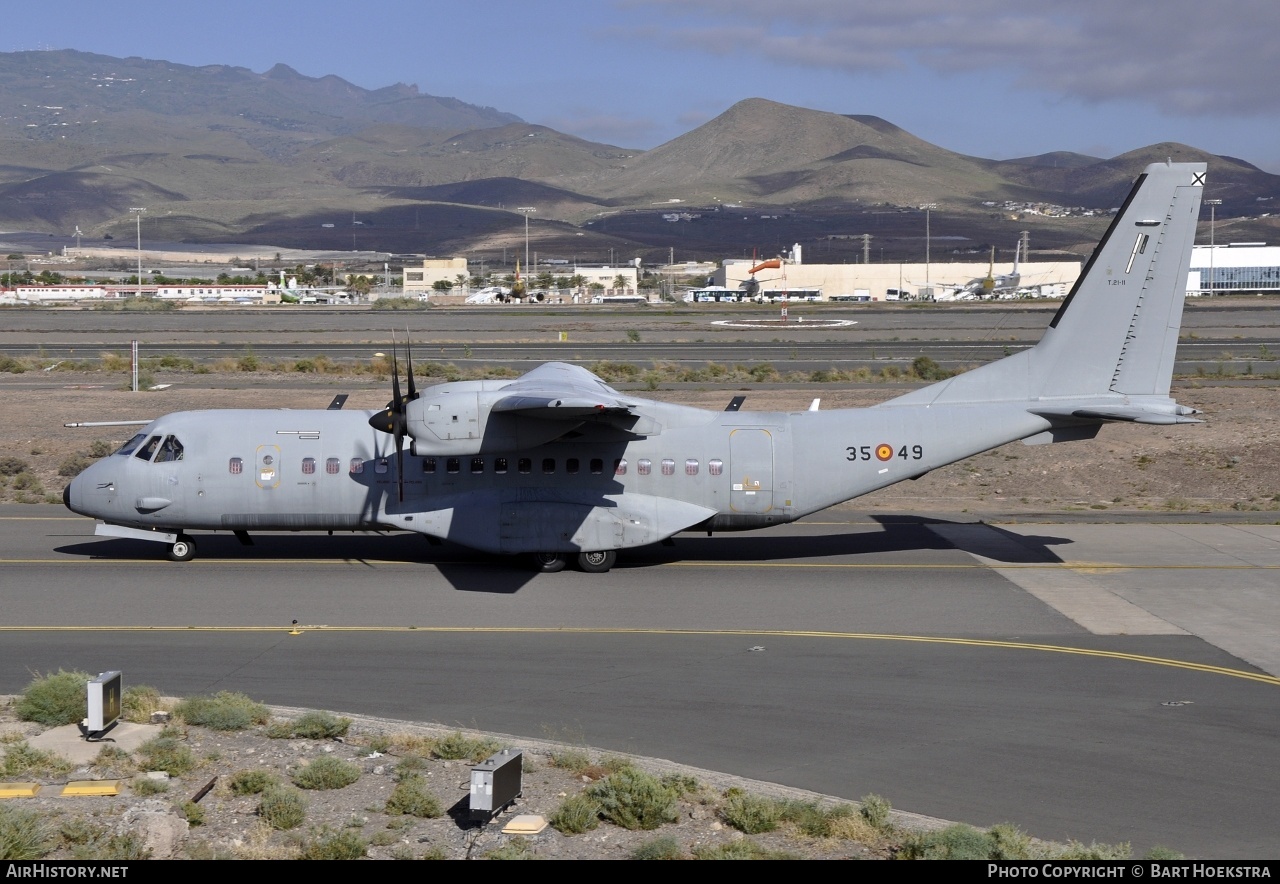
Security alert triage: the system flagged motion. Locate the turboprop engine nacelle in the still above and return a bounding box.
[406,387,583,455]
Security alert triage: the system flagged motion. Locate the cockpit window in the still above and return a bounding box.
[116,433,147,456]
[153,436,184,463]
[134,435,162,461]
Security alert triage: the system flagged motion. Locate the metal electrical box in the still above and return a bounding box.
[469,749,522,820]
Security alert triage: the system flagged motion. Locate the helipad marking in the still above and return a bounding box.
[711,318,857,329]
[1,625,1274,686]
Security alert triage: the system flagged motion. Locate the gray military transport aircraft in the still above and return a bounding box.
[65,162,1206,573]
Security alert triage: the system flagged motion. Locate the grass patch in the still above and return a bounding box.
[131,777,169,796]
[0,806,52,860]
[631,835,687,860]
[265,710,351,740]
[291,755,362,790]
[134,736,196,776]
[121,684,164,722]
[15,669,92,726]
[719,790,782,833]
[896,823,1133,860]
[229,769,279,795]
[180,801,205,826]
[174,691,268,730]
[718,790,858,838]
[371,297,429,311]
[547,747,593,774]
[483,835,537,860]
[69,831,150,861]
[587,767,681,831]
[548,793,601,835]
[0,741,74,778]
[428,731,502,762]
[384,775,443,818]
[257,786,307,830]
[692,840,801,860]
[859,793,892,830]
[299,827,367,860]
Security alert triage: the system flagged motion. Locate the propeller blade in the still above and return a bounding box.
[390,332,402,410]
[394,426,405,503]
[405,332,417,400]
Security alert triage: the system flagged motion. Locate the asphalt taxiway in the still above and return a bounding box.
[1,506,1277,858]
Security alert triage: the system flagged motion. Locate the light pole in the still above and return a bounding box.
[1204,199,1222,296]
[129,207,146,298]
[920,203,936,300]
[516,207,535,277]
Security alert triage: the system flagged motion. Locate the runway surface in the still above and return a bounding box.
[3,303,1279,376]
[2,506,1277,858]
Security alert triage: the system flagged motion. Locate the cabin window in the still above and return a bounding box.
[685,458,699,476]
[229,457,243,475]
[423,458,437,474]
[301,457,316,475]
[116,433,147,456]
[349,458,364,474]
[326,457,341,475]
[518,458,532,474]
[542,458,556,474]
[614,458,627,476]
[447,458,460,474]
[637,458,651,476]
[708,458,724,476]
[495,457,508,474]
[566,458,580,475]
[375,459,389,474]
[135,435,161,461]
[471,457,484,474]
[661,458,676,476]
[590,458,603,475]
[154,436,184,463]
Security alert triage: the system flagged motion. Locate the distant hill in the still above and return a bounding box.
[2,51,1279,261]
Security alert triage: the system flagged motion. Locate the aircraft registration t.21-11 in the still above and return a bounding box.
[65,162,1207,573]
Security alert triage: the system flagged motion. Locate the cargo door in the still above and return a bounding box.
[729,428,774,513]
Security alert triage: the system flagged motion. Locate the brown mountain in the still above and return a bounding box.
[2,51,1278,259]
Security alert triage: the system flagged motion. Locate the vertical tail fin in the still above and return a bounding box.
[884,162,1204,415]
[1032,162,1204,398]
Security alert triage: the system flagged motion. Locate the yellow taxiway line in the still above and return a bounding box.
[1,625,1276,687]
[0,557,1276,571]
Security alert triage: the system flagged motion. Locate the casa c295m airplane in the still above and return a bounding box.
[65,162,1207,573]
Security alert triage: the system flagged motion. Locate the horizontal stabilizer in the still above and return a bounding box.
[1030,402,1202,425]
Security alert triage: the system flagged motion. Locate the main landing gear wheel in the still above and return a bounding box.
[576,550,616,573]
[167,535,196,562]
[531,552,567,573]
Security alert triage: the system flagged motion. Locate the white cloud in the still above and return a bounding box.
[623,0,1280,116]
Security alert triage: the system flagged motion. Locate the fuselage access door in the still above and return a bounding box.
[728,427,775,513]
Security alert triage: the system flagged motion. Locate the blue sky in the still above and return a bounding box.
[9,0,1279,171]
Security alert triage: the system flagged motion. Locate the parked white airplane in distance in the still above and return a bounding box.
[65,163,1207,573]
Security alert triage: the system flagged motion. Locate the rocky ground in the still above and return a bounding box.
[1,697,938,860]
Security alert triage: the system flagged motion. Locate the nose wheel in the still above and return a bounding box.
[167,535,196,562]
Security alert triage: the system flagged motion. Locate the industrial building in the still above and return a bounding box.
[1187,243,1280,295]
[708,246,1081,301]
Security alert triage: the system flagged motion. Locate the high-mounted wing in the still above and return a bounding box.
[491,362,637,419]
